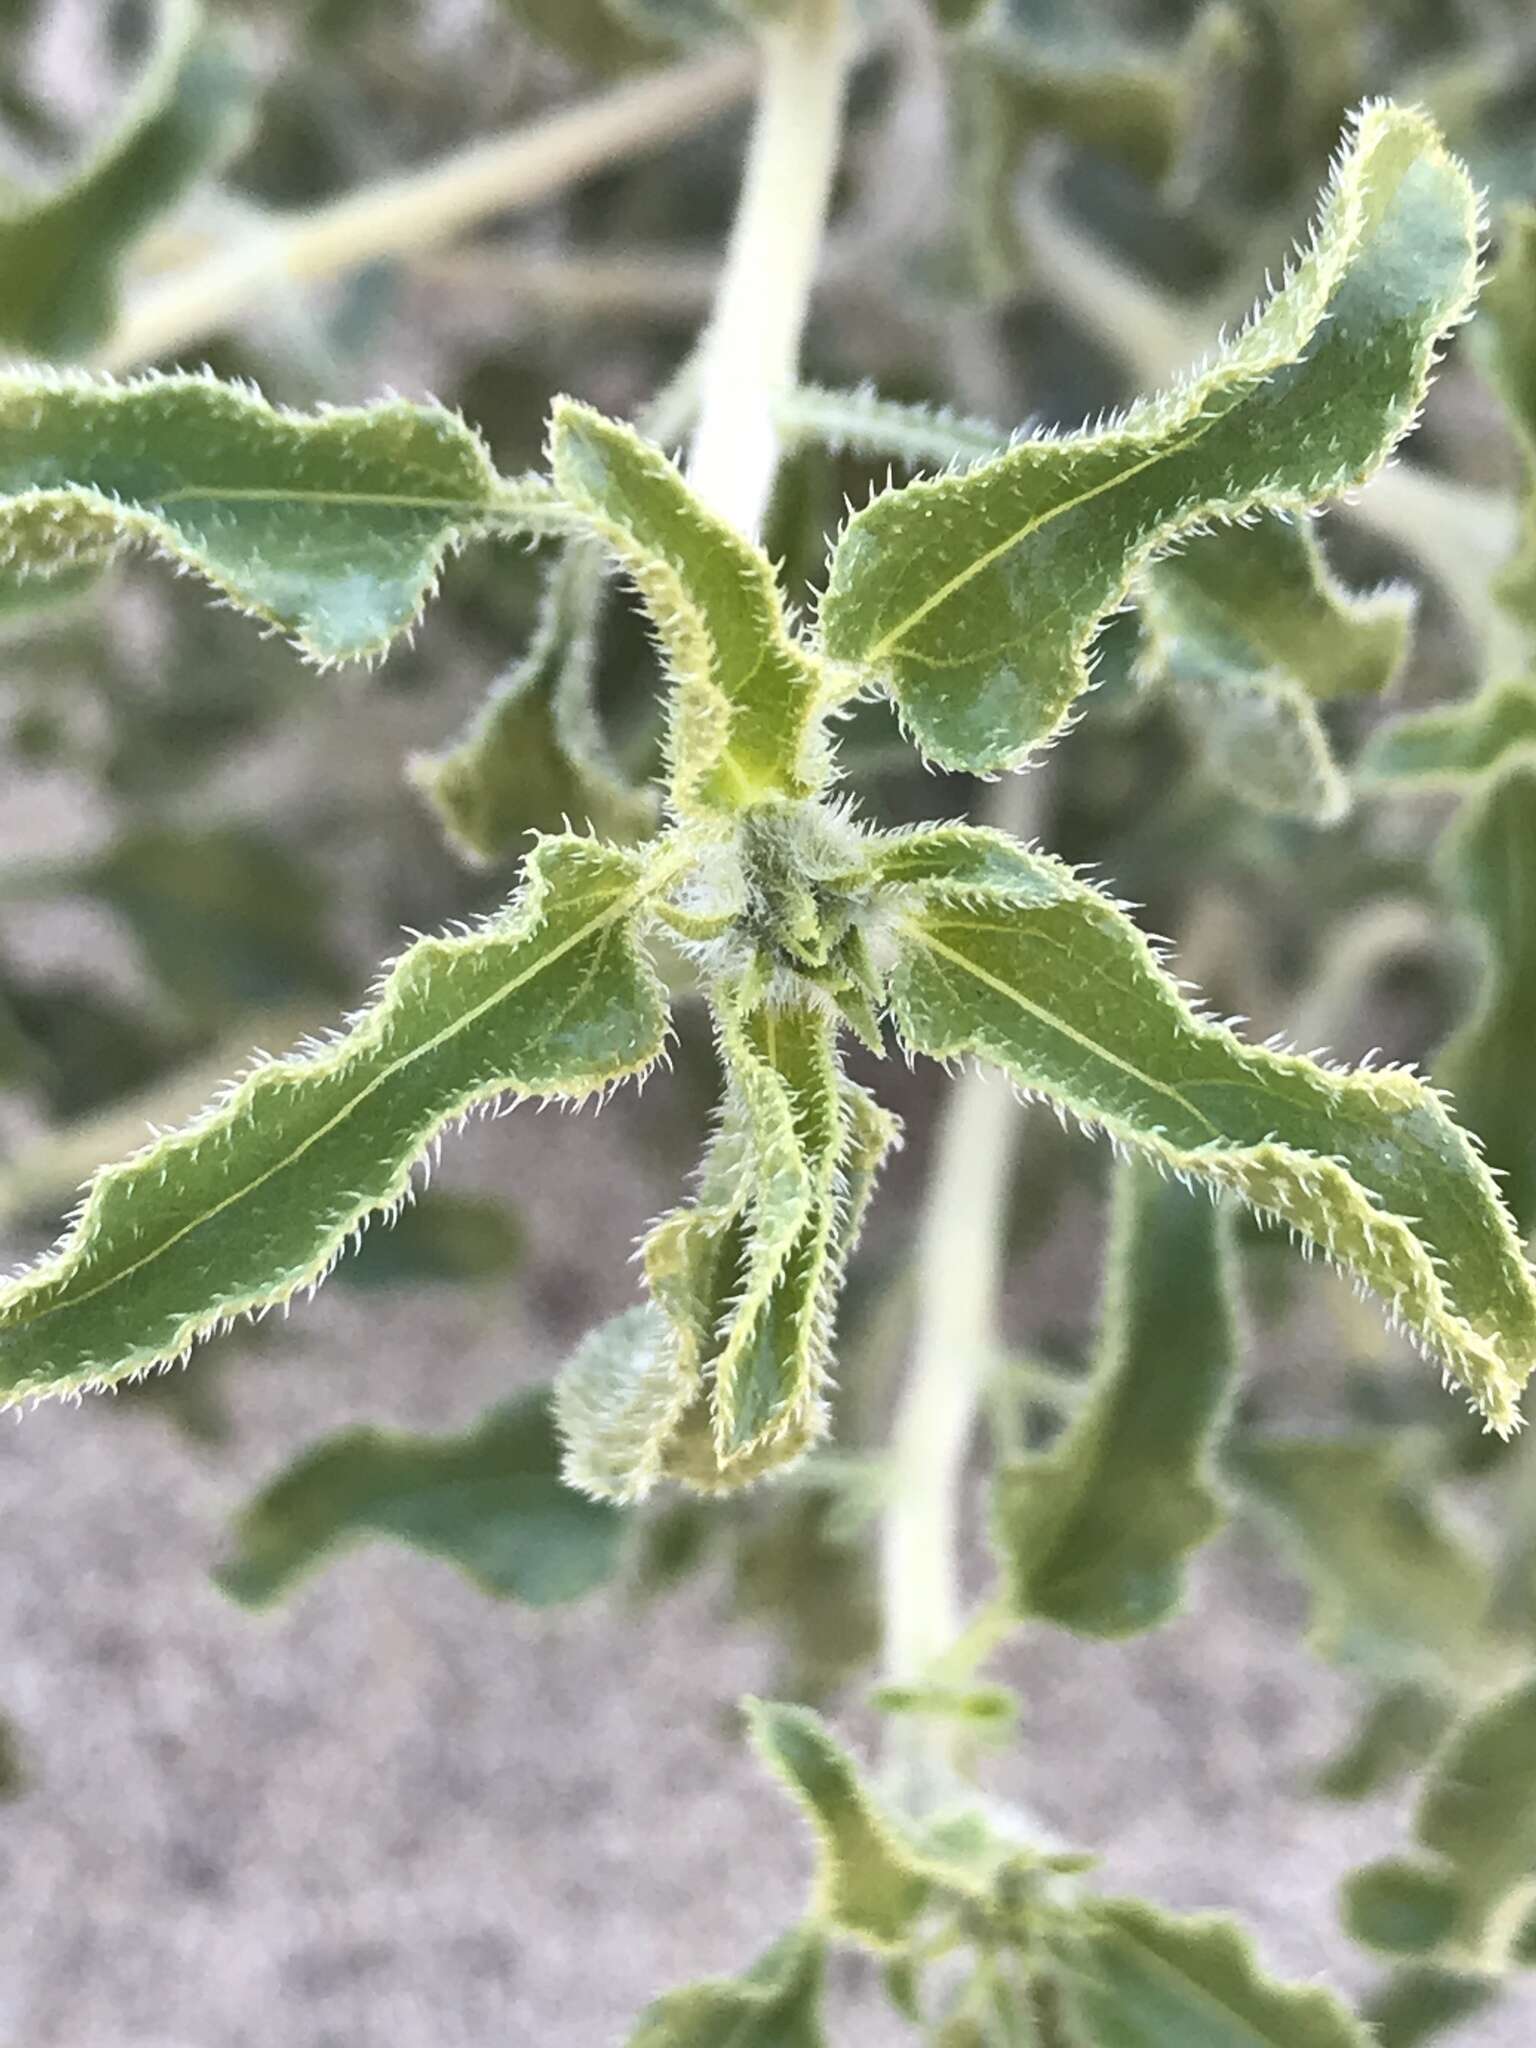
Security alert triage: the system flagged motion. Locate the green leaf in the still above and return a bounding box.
[1346,1675,1536,1968]
[1435,752,1536,1234]
[409,540,657,866]
[821,103,1478,772]
[1475,206,1536,645]
[548,399,829,818]
[1362,1968,1500,2048]
[335,1191,521,1289]
[744,1699,934,1950]
[558,992,898,1498]
[1229,1435,1493,1682]
[1314,1683,1457,1802]
[1137,516,1413,823]
[1049,1895,1372,2048]
[1359,681,1536,790]
[1342,1859,1464,1958]
[214,1385,622,1607]
[994,1160,1237,1637]
[0,1710,23,1802]
[0,368,562,662]
[627,1928,828,2048]
[877,824,1536,1431]
[0,835,673,1406]
[0,0,253,359]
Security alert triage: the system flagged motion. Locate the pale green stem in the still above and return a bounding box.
[686,0,853,538]
[98,48,755,371]
[880,773,1043,1813]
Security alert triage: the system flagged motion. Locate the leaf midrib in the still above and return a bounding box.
[6,845,684,1335]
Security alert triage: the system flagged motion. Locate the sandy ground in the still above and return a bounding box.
[2,1084,1533,2048]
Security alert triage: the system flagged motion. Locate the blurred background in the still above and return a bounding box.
[3,0,1536,2040]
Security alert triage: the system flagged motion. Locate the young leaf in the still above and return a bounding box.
[1229,1435,1493,1682]
[994,1160,1238,1637]
[214,1386,622,1607]
[1049,1895,1373,2048]
[548,399,829,818]
[820,103,1478,772]
[0,0,253,359]
[1137,517,1413,823]
[876,825,1536,1431]
[1435,753,1536,1233]
[559,987,897,1500]
[1475,205,1536,645]
[1359,680,1536,790]
[626,1928,828,2048]
[409,540,657,865]
[1343,1674,1536,1969]
[0,368,562,662]
[744,1699,934,1950]
[0,835,673,1406]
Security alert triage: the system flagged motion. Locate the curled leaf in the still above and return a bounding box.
[1360,680,1536,790]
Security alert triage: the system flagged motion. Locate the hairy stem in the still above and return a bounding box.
[686,0,853,537]
[98,49,754,371]
[879,773,1044,1813]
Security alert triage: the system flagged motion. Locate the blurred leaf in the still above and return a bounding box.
[994,1161,1237,1638]
[0,0,253,359]
[1362,1967,1500,2048]
[0,369,561,663]
[1477,205,1536,645]
[0,1710,23,1801]
[410,541,657,867]
[1050,1895,1372,2047]
[215,1385,623,1607]
[1137,516,1413,823]
[1359,681,1536,790]
[335,1191,522,1290]
[1315,1684,1457,1803]
[745,1698,935,1950]
[1231,1434,1494,1683]
[1435,753,1536,1234]
[821,105,1479,772]
[1343,1858,1464,1958]
[734,1483,881,1702]
[626,1928,827,2048]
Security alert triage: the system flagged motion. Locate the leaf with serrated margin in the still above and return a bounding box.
[1476,206,1536,644]
[0,835,673,1406]
[995,1160,1237,1638]
[1047,1895,1373,2048]
[1360,680,1536,789]
[821,103,1478,772]
[1343,1674,1536,1970]
[214,1385,621,1607]
[627,1928,828,2048]
[1230,1435,1493,1682]
[410,541,657,864]
[874,823,1536,1430]
[0,369,562,662]
[745,1699,935,1950]
[1434,751,1536,1233]
[558,995,898,1498]
[548,398,828,818]
[1138,517,1413,823]
[0,0,252,359]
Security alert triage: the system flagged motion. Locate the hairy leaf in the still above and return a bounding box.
[215,1386,622,1607]
[877,824,1536,1430]
[1344,1675,1536,1969]
[0,368,561,661]
[1138,517,1413,822]
[548,399,828,817]
[410,540,657,865]
[1435,753,1536,1233]
[559,995,897,1498]
[1050,1896,1372,2048]
[821,104,1478,771]
[1360,681,1536,789]
[1476,205,1536,643]
[0,0,253,359]
[995,1160,1238,1637]
[745,1699,934,1950]
[627,1929,827,2048]
[1230,1436,1493,1682]
[0,836,673,1405]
